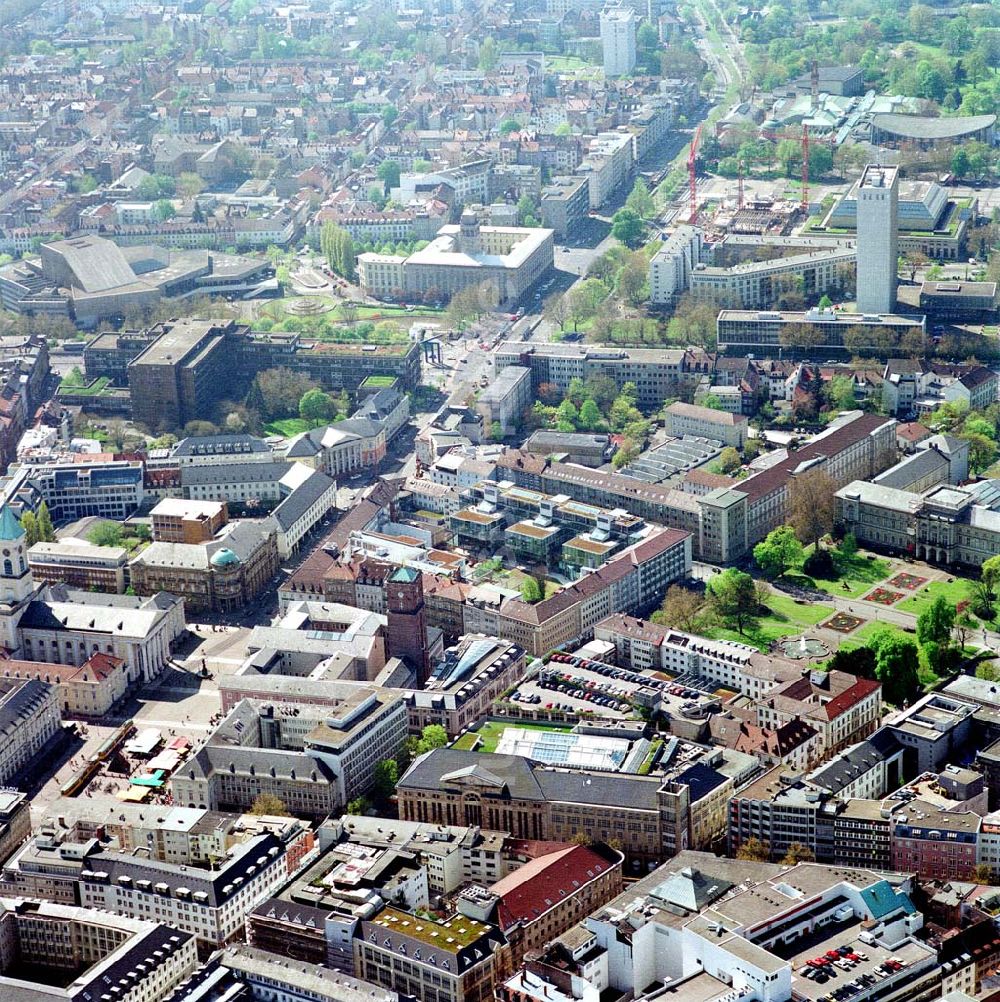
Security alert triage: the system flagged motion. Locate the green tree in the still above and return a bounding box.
[917,594,956,648]
[718,446,741,474]
[88,522,124,547]
[490,420,504,442]
[952,147,971,177]
[736,837,771,862]
[152,199,176,221]
[960,431,997,474]
[19,511,39,547]
[478,36,498,71]
[36,501,54,543]
[347,796,370,815]
[417,724,448,754]
[578,398,602,430]
[611,208,644,248]
[869,628,921,706]
[707,568,759,636]
[299,388,338,425]
[625,178,655,219]
[381,105,399,128]
[839,532,858,559]
[520,577,543,603]
[825,375,856,411]
[376,160,401,189]
[650,584,706,633]
[499,118,522,135]
[250,793,289,816]
[372,759,399,801]
[753,525,804,579]
[320,222,356,279]
[556,398,578,432]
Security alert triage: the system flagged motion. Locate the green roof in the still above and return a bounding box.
[371,908,493,951]
[860,880,915,920]
[390,566,420,583]
[0,506,25,541]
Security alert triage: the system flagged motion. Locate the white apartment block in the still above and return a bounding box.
[578,132,634,208]
[649,226,704,304]
[600,4,637,76]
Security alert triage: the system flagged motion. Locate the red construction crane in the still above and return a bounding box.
[688,123,703,223]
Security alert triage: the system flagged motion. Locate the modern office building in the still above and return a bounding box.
[716,307,924,358]
[27,539,128,593]
[600,3,637,76]
[687,247,856,309]
[856,164,899,314]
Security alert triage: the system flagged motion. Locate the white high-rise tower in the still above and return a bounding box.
[856,164,898,315]
[600,4,637,77]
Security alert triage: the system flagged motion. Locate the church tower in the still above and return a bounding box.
[386,566,430,687]
[0,506,34,652]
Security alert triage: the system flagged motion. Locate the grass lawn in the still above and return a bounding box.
[896,578,973,618]
[783,550,891,600]
[470,720,573,753]
[701,592,835,652]
[264,418,312,437]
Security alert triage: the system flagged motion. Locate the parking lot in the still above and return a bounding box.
[508,651,728,721]
[781,926,934,1002]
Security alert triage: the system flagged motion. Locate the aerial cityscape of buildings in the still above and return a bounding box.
[0,2,999,1002]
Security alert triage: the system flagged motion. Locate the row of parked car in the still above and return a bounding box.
[539,671,633,711]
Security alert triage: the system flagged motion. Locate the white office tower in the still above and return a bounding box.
[600,4,638,77]
[856,164,899,315]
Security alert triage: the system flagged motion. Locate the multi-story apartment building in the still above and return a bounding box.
[891,800,980,881]
[78,832,290,952]
[354,907,511,1002]
[0,677,60,786]
[0,899,198,1002]
[172,688,407,817]
[600,4,637,76]
[856,164,899,314]
[129,519,280,614]
[648,225,704,305]
[477,365,532,436]
[456,842,623,968]
[22,460,145,521]
[128,317,238,431]
[151,498,229,543]
[539,176,590,238]
[577,132,634,208]
[0,650,128,717]
[27,539,128,593]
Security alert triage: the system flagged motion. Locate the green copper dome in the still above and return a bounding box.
[210,547,241,568]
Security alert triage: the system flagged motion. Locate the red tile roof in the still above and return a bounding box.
[491,843,614,929]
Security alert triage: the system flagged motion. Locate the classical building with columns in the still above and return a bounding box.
[0,504,186,686]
